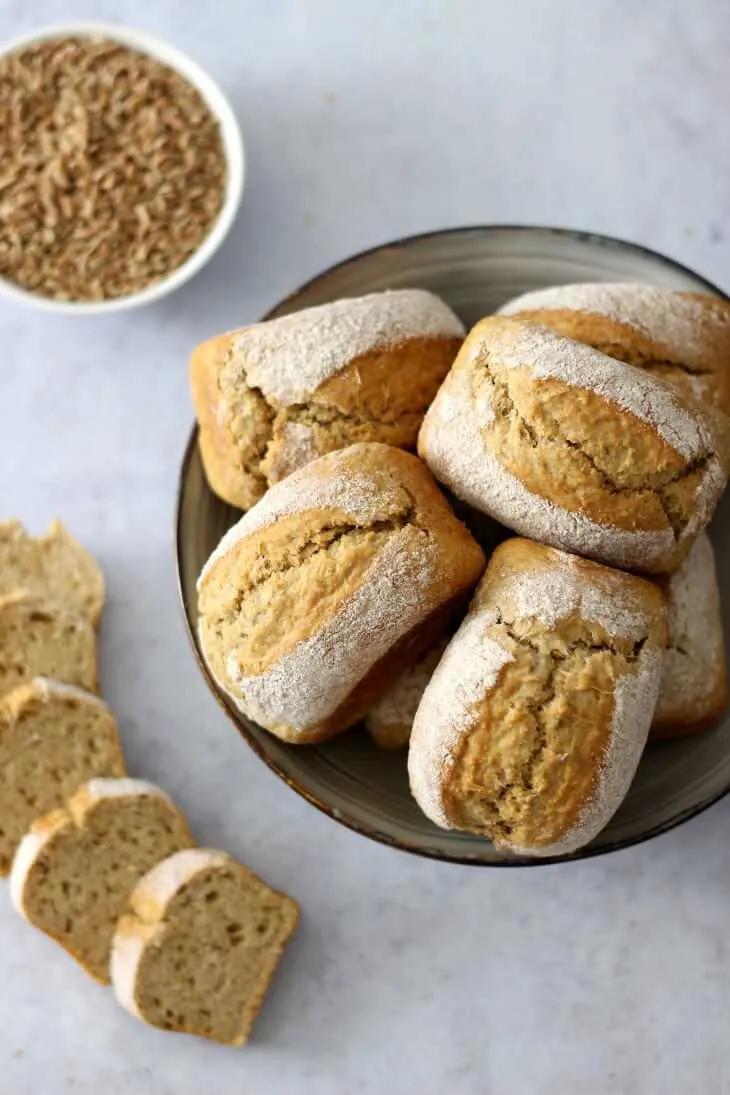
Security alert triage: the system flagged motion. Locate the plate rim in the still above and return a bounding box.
[175,222,730,867]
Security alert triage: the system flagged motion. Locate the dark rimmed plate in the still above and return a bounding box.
[176,225,730,866]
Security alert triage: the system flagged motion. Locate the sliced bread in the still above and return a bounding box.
[111,848,299,1045]
[0,592,98,698]
[0,678,125,874]
[0,520,105,627]
[10,778,193,983]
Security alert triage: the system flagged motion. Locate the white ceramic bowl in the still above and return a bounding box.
[0,21,245,314]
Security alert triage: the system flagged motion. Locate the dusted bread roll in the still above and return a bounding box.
[197,443,485,744]
[651,532,727,740]
[364,638,448,750]
[499,282,730,414]
[190,289,464,508]
[408,538,667,857]
[418,316,728,574]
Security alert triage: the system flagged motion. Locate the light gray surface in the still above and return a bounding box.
[0,1,728,1092]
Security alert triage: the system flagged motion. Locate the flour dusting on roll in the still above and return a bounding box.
[652,532,727,739]
[408,538,667,857]
[418,315,728,573]
[197,443,485,744]
[190,289,464,508]
[498,282,730,414]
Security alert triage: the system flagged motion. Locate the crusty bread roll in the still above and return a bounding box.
[190,288,464,508]
[197,443,485,744]
[499,282,730,415]
[408,538,667,857]
[111,848,298,1046]
[418,316,728,574]
[651,532,727,740]
[364,638,448,750]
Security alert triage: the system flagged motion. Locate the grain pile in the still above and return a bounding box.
[0,35,227,301]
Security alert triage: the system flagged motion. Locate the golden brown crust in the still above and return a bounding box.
[648,534,728,740]
[418,316,728,574]
[508,294,730,414]
[649,683,727,741]
[365,638,449,749]
[190,324,462,510]
[408,538,667,854]
[198,443,485,743]
[190,332,270,510]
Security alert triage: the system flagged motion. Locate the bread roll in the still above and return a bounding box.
[418,316,728,573]
[197,443,485,744]
[651,532,727,740]
[408,538,667,857]
[190,289,464,508]
[364,638,448,750]
[499,283,730,415]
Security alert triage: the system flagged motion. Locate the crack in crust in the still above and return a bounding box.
[229,508,416,610]
[479,357,711,539]
[215,334,458,503]
[217,351,274,497]
[201,497,420,682]
[218,378,422,503]
[447,612,649,843]
[635,356,710,378]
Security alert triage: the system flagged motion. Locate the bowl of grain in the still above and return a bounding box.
[0,22,244,313]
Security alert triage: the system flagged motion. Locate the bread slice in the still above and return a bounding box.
[0,520,104,627]
[0,592,98,699]
[10,778,193,983]
[111,848,299,1045]
[0,678,125,875]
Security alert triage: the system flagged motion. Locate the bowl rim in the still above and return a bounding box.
[0,20,245,315]
[175,222,730,867]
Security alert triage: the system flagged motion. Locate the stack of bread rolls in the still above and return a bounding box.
[192,283,729,858]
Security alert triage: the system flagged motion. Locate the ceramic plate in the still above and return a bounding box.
[176,225,730,865]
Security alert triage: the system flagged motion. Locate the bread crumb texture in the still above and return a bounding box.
[0,519,104,626]
[0,592,98,699]
[418,316,728,573]
[408,539,666,856]
[11,779,193,982]
[0,679,125,874]
[190,289,464,507]
[499,283,730,414]
[112,848,298,1046]
[197,443,485,742]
